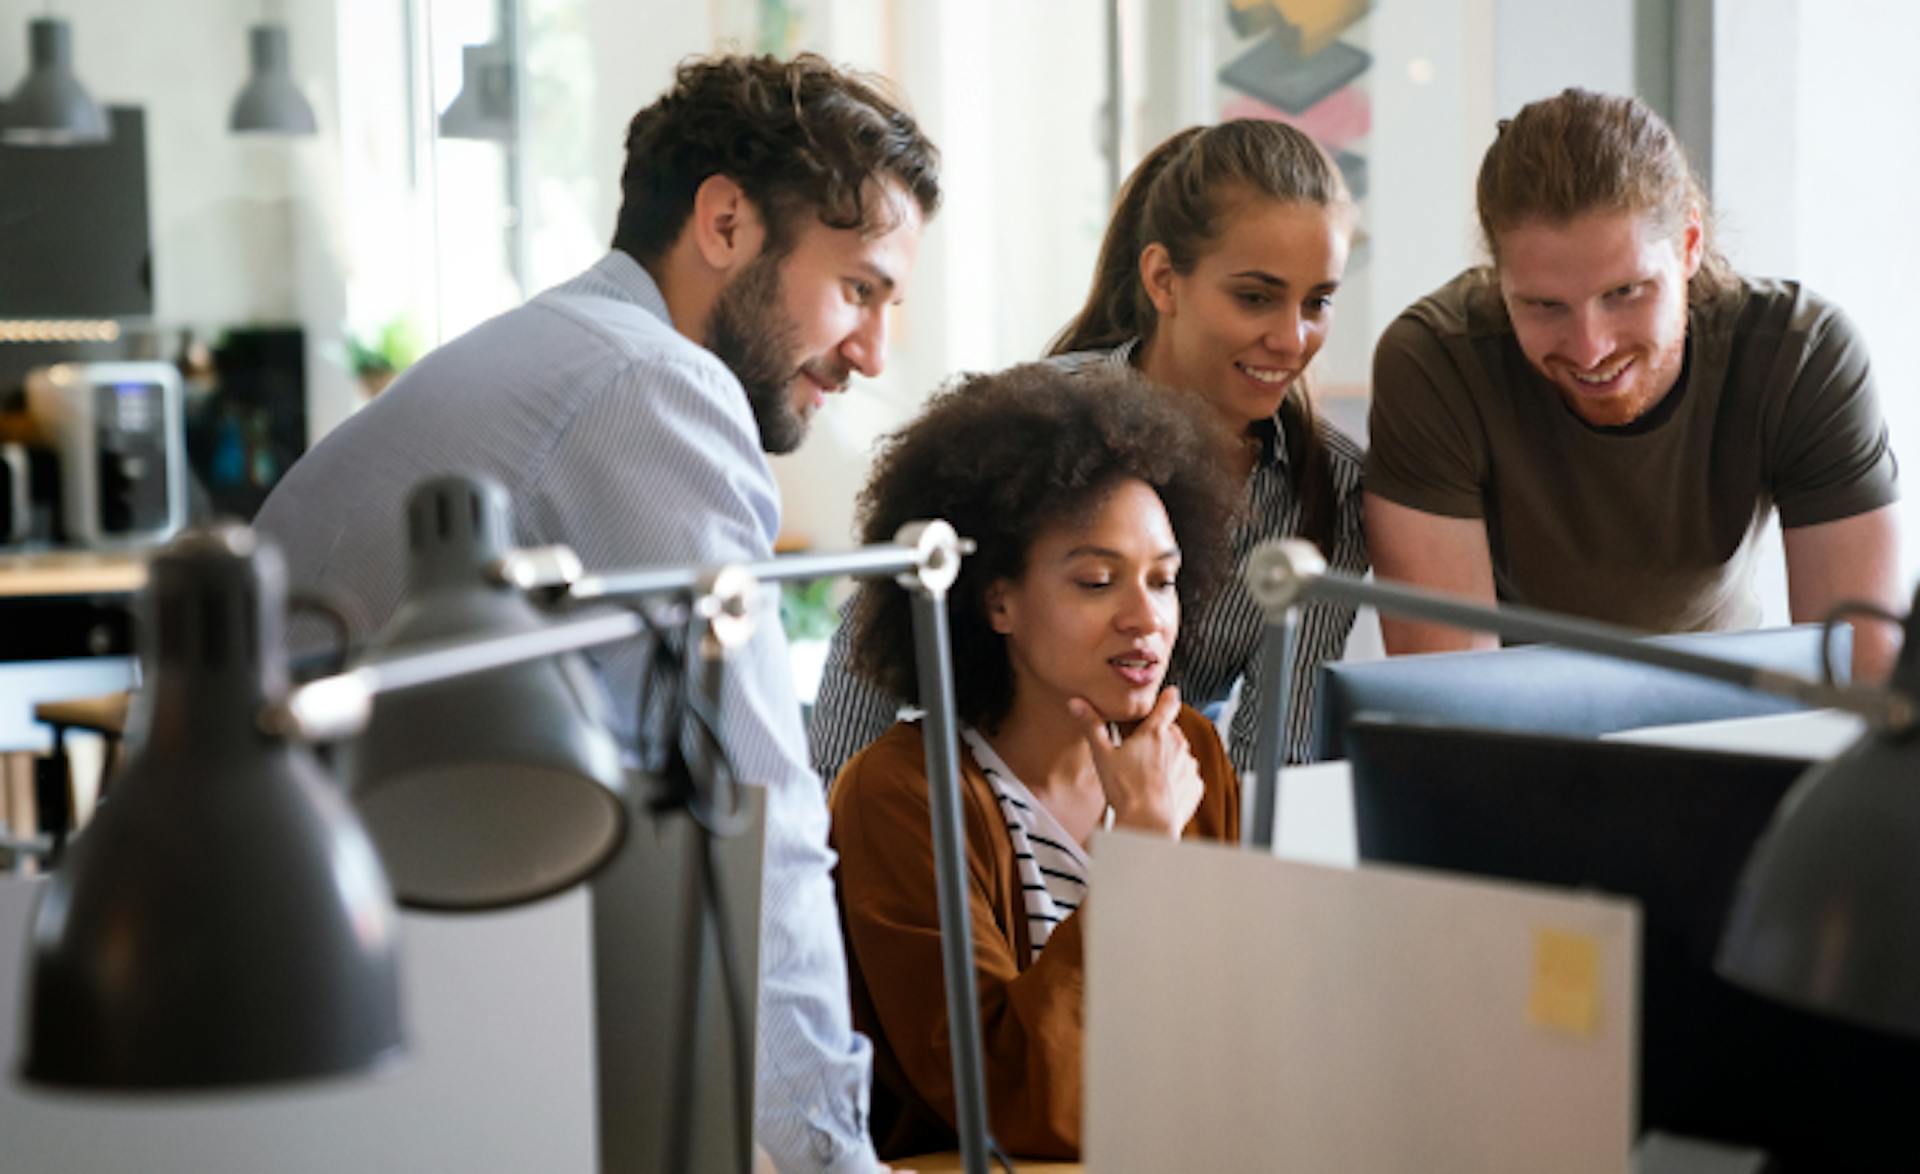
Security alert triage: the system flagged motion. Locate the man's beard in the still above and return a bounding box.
[706,252,809,455]
[1549,328,1687,429]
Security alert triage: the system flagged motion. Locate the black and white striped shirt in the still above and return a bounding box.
[809,340,1368,778]
[961,728,1094,963]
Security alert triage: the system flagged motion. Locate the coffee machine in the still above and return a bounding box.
[1,361,187,549]
[2,101,178,552]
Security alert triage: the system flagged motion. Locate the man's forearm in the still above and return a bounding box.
[1784,505,1906,684]
[1363,492,1502,655]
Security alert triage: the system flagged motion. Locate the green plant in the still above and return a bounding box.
[780,578,840,642]
[345,315,427,380]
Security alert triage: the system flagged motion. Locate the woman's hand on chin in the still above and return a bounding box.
[1068,686,1204,839]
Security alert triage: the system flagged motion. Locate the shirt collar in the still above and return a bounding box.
[590,249,675,328]
[1252,412,1288,473]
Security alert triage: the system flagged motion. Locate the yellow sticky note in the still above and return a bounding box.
[1528,927,1601,1036]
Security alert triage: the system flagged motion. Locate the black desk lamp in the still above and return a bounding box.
[14,473,995,1172]
[18,527,405,1089]
[333,476,628,912]
[1242,538,1920,1042]
[267,474,997,1174]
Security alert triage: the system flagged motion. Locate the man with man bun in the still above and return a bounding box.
[1366,88,1902,678]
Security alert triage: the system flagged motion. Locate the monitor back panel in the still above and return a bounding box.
[1347,721,1920,1167]
[1313,624,1843,761]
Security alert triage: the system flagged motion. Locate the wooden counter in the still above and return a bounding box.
[0,549,146,598]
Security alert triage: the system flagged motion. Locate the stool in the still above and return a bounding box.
[1,751,53,874]
[33,690,132,859]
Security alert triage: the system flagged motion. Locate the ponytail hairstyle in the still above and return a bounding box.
[1476,88,1735,304]
[1049,120,1353,553]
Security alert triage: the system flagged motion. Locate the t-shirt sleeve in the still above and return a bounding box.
[1768,298,1901,528]
[1363,312,1490,519]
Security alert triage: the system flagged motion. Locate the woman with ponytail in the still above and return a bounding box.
[812,120,1368,775]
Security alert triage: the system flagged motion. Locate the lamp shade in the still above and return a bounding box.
[345,475,627,911]
[1717,594,1920,1040]
[437,42,516,141]
[229,23,317,135]
[0,18,109,146]
[19,527,405,1089]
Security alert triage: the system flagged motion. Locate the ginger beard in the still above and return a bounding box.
[1497,208,1701,429]
[1536,315,1688,428]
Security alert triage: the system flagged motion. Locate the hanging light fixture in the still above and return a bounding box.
[438,41,516,142]
[229,22,317,135]
[0,17,109,146]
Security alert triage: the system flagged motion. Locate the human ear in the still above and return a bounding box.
[984,580,1017,636]
[688,174,767,273]
[1678,204,1705,279]
[1139,242,1178,318]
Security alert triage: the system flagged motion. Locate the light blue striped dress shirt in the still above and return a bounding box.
[255,250,882,1173]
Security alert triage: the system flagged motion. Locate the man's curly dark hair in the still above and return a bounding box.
[613,53,941,264]
[847,361,1240,732]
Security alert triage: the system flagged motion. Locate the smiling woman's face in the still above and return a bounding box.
[987,478,1182,724]
[1138,194,1348,431]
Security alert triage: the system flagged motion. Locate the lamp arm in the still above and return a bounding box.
[666,572,754,1174]
[1240,538,1919,854]
[563,528,973,602]
[264,608,647,740]
[1246,539,1916,732]
[1245,614,1296,852]
[267,525,976,742]
[899,546,996,1174]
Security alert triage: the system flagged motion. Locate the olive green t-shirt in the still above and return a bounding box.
[1365,270,1899,632]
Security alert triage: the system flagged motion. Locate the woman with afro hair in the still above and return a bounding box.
[828,360,1242,1161]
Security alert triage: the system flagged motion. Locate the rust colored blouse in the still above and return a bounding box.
[828,706,1241,1160]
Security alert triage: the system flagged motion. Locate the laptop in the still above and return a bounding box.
[1085,830,1636,1173]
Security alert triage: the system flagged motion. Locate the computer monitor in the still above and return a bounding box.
[1312,623,1846,761]
[1346,718,1919,1169]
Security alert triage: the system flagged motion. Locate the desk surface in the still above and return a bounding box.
[0,876,599,1173]
[1605,707,1863,759]
[0,550,146,597]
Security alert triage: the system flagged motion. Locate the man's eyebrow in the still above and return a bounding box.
[853,260,898,295]
[1511,270,1659,303]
